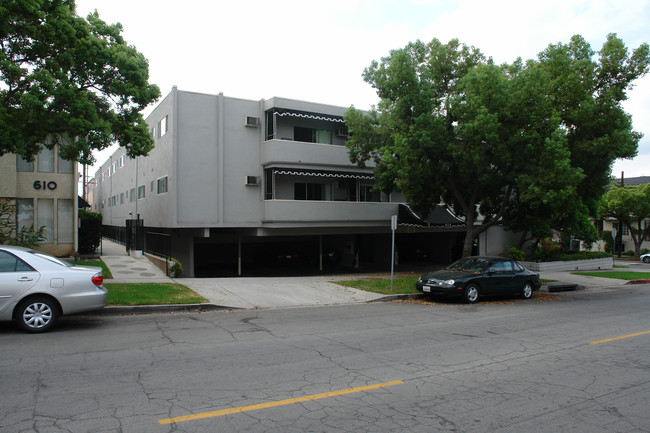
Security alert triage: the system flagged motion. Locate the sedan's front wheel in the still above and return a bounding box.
[464,284,479,304]
[15,297,59,333]
[521,282,534,300]
[643,256,650,263]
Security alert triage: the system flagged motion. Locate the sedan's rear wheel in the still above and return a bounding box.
[521,282,533,300]
[643,256,650,263]
[464,284,479,304]
[15,297,59,333]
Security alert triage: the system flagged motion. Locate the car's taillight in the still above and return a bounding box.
[92,274,103,287]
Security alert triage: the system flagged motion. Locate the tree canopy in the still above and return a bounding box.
[345,35,649,257]
[600,183,650,256]
[0,0,160,164]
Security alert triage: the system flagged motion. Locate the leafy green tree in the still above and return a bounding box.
[0,0,160,163]
[600,184,650,257]
[345,36,649,257]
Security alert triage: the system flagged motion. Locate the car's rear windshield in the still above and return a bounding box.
[29,251,73,267]
[445,257,489,273]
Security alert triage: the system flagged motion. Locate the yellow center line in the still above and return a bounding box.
[589,330,650,345]
[159,380,404,425]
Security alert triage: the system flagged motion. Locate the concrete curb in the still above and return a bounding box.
[81,303,237,316]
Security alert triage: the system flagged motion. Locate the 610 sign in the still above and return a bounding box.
[33,181,57,190]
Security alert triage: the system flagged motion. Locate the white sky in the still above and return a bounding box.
[75,0,650,178]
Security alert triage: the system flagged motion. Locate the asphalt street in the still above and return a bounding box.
[1,282,649,432]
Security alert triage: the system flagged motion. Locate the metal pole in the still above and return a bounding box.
[390,215,397,292]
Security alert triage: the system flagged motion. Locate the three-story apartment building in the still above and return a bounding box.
[95,88,517,276]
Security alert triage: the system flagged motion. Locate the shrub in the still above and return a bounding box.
[78,210,102,254]
[170,258,184,278]
[506,247,525,261]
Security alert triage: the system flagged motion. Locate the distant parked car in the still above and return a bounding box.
[416,256,541,303]
[641,253,650,263]
[0,245,107,332]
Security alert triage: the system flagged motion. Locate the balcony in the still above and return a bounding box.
[263,200,398,226]
[261,139,358,168]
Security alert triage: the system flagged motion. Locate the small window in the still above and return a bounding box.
[16,155,34,172]
[37,198,54,243]
[120,193,124,204]
[157,176,168,194]
[130,188,136,202]
[160,115,168,137]
[57,199,73,243]
[138,185,146,199]
[38,147,54,173]
[0,251,35,273]
[150,181,154,192]
[57,149,73,173]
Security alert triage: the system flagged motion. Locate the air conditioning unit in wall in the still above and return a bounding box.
[244,116,260,127]
[245,176,259,186]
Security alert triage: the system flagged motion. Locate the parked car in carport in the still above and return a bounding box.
[416,256,541,303]
[0,245,107,332]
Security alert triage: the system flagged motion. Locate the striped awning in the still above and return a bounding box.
[272,167,374,180]
[398,204,465,228]
[272,109,344,123]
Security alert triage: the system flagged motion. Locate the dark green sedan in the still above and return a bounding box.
[416,256,541,303]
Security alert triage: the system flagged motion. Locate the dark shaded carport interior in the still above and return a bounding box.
[193,205,467,277]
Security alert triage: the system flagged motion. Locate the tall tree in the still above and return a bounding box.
[345,36,649,257]
[600,184,650,257]
[0,0,160,163]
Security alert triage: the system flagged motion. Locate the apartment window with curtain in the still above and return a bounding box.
[57,199,73,243]
[16,199,34,231]
[294,183,331,201]
[16,155,34,172]
[38,147,54,173]
[37,199,54,243]
[57,151,73,173]
[157,176,168,194]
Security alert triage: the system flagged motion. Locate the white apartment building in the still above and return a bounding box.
[94,88,517,276]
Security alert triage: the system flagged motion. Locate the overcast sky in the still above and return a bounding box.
[75,0,650,179]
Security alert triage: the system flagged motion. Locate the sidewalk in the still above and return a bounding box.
[98,238,646,312]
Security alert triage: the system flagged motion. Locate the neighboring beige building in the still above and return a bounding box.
[0,144,79,257]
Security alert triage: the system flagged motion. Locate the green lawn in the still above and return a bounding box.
[334,276,420,295]
[104,283,208,306]
[573,271,650,280]
[70,260,113,279]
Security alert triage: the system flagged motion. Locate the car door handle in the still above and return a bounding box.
[17,276,34,282]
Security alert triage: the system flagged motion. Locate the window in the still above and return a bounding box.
[0,251,34,273]
[138,185,146,199]
[16,198,34,231]
[111,196,116,207]
[38,147,54,173]
[619,222,630,236]
[151,125,157,138]
[159,115,168,137]
[150,180,154,192]
[130,188,136,202]
[57,152,73,173]
[294,127,332,144]
[294,183,331,201]
[118,155,125,168]
[16,155,34,172]
[37,199,54,243]
[57,199,73,243]
[359,184,381,202]
[120,193,124,204]
[157,176,168,194]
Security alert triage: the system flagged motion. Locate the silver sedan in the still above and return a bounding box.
[0,245,107,332]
